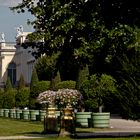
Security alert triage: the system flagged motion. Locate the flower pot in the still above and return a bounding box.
[47,107,56,118]
[75,112,91,128]
[92,112,110,128]
[4,109,9,118]
[16,109,22,119]
[0,109,4,117]
[23,109,29,120]
[9,109,16,119]
[63,108,73,120]
[30,110,39,121]
[39,110,46,121]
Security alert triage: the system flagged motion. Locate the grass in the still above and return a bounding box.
[0,118,43,136]
[0,118,140,140]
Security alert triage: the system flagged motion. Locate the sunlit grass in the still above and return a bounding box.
[0,118,140,140]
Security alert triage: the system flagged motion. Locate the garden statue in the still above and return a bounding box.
[0,32,5,42]
[15,25,24,38]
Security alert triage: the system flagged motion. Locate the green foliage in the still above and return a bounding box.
[75,65,89,90]
[15,87,30,108]
[55,80,76,90]
[18,74,25,89]
[32,81,51,98]
[35,54,60,81]
[112,51,140,119]
[30,68,39,109]
[50,70,61,90]
[3,89,17,109]
[30,68,39,91]
[80,74,117,112]
[0,89,4,108]
[5,77,13,92]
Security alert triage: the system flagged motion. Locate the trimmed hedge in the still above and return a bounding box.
[55,80,76,90]
[32,81,51,97]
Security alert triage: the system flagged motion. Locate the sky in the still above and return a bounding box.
[0,0,34,42]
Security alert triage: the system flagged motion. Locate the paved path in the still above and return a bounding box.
[1,118,140,139]
[75,118,140,138]
[110,118,140,132]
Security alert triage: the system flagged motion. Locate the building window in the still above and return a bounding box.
[7,62,16,85]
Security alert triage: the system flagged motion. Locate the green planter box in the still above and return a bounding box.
[9,109,16,119]
[39,110,46,121]
[0,109,4,117]
[16,109,22,119]
[75,112,91,128]
[4,109,9,118]
[23,110,29,120]
[30,110,39,121]
[92,112,110,128]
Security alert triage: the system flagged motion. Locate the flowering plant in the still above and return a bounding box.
[37,90,56,107]
[37,89,83,109]
[55,89,83,108]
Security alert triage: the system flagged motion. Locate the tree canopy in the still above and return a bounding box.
[11,0,139,69]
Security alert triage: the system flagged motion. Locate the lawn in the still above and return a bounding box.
[0,118,43,136]
[0,118,140,140]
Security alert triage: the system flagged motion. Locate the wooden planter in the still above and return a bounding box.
[92,112,110,128]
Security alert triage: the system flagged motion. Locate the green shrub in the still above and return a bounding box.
[5,77,13,92]
[18,74,25,89]
[3,89,17,109]
[15,87,30,108]
[55,80,76,90]
[75,65,89,90]
[0,89,4,108]
[30,81,51,109]
[80,74,117,112]
[33,81,51,97]
[30,68,39,109]
[50,70,61,90]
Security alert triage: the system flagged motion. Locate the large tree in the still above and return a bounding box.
[11,0,138,72]
[11,0,140,118]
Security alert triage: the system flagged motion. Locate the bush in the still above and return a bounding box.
[3,89,17,109]
[30,81,51,109]
[55,80,76,90]
[80,74,117,112]
[15,87,30,108]
[0,89,4,108]
[32,81,51,98]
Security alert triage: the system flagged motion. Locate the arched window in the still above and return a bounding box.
[7,62,16,85]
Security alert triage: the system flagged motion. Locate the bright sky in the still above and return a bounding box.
[0,0,34,42]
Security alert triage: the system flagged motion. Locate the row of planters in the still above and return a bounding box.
[0,108,110,128]
[75,112,110,128]
[0,109,46,121]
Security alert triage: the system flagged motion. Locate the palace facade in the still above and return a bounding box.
[0,31,35,87]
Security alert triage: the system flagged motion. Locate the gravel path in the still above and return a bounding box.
[110,118,140,132]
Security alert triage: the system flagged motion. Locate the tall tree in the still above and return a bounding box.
[5,77,13,92]
[10,1,138,78]
[18,74,25,89]
[30,68,39,109]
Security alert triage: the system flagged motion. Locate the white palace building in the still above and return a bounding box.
[0,27,35,87]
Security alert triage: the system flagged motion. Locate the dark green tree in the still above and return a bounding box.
[0,89,4,108]
[5,77,13,92]
[75,65,89,90]
[30,68,39,109]
[50,70,61,90]
[80,74,117,112]
[18,74,25,89]
[15,87,30,109]
[35,53,60,82]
